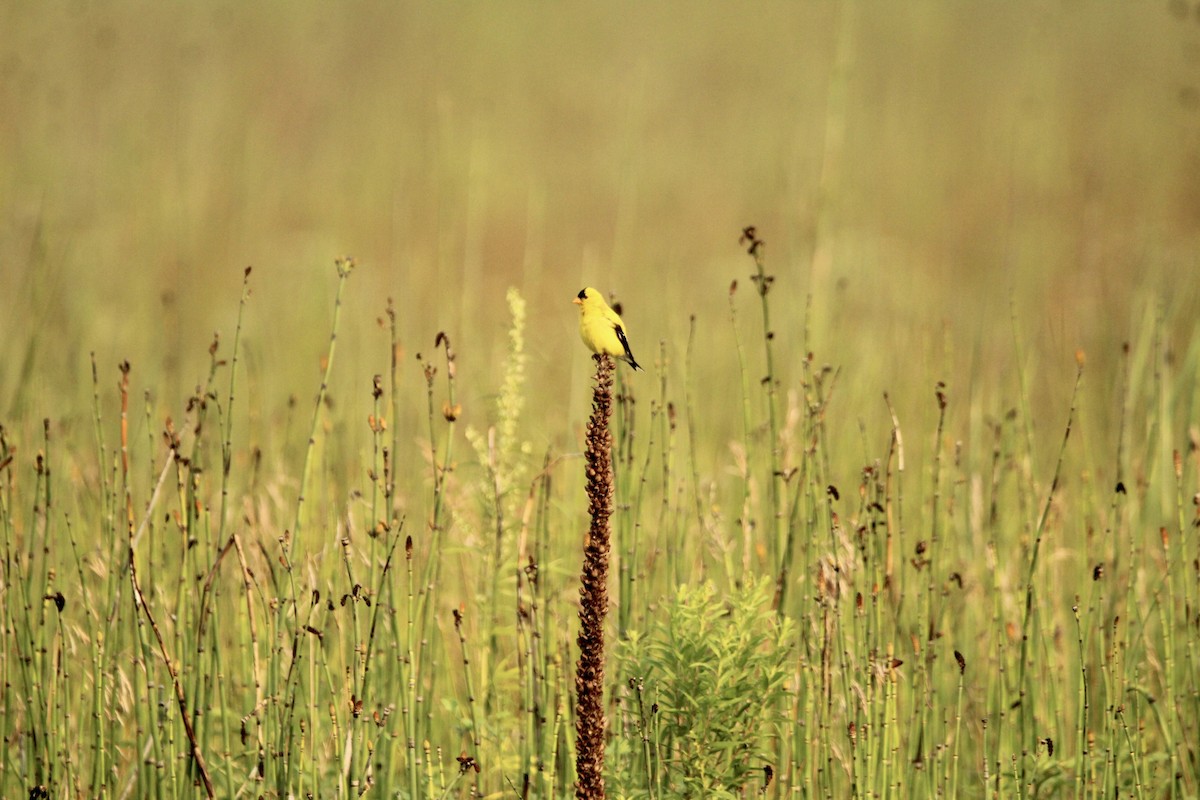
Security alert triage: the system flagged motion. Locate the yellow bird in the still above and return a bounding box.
[573,287,642,371]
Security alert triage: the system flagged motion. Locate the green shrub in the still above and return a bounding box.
[613,578,793,799]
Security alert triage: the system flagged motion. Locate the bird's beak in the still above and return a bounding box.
[572,297,582,305]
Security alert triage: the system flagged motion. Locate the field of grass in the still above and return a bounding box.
[3,4,1200,799]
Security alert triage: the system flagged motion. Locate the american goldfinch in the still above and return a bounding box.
[573,287,642,371]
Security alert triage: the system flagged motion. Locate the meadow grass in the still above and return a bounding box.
[4,6,1200,799]
[1,243,1197,799]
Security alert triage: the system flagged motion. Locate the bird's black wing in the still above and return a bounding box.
[614,325,642,371]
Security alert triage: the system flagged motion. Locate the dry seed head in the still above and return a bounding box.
[456,752,478,774]
[576,353,615,800]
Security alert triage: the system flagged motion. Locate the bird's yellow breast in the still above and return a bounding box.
[579,314,625,357]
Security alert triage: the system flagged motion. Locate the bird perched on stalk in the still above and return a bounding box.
[573,287,642,371]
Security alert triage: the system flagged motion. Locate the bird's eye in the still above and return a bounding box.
[577,289,587,300]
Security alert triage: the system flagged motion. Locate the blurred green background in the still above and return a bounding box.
[2,1,1198,462]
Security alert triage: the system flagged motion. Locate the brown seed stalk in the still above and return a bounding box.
[575,354,615,800]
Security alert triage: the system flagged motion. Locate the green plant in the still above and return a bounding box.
[614,578,793,799]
